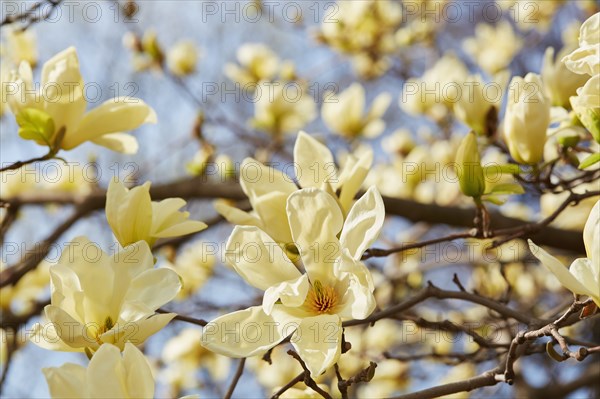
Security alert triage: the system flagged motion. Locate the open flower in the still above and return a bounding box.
[322,83,391,139]
[215,131,372,245]
[224,43,280,86]
[106,178,207,248]
[167,40,199,76]
[43,343,154,398]
[562,12,599,77]
[202,187,384,376]
[30,237,181,353]
[6,47,156,154]
[463,21,523,75]
[528,200,599,306]
[250,81,316,137]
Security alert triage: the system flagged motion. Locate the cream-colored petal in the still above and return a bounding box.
[44,305,94,349]
[90,133,139,154]
[153,220,207,238]
[262,274,310,315]
[122,343,155,398]
[293,131,336,189]
[87,344,129,398]
[225,226,300,290]
[63,97,156,150]
[40,47,87,140]
[336,274,377,320]
[214,200,263,227]
[115,181,153,246]
[201,305,298,357]
[368,92,392,119]
[291,314,342,376]
[339,186,385,261]
[43,363,87,398]
[528,240,591,296]
[337,150,373,213]
[583,200,600,261]
[287,188,343,283]
[570,258,600,305]
[30,322,79,352]
[125,268,182,311]
[105,313,176,349]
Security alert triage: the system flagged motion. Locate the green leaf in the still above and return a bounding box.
[15,108,55,146]
[579,152,600,170]
[482,195,507,205]
[487,183,525,195]
[484,164,521,177]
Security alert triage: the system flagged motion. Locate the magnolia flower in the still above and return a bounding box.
[6,47,156,154]
[251,81,316,137]
[106,178,207,248]
[528,200,599,306]
[0,260,50,315]
[224,43,280,86]
[160,328,230,394]
[322,83,391,139]
[453,74,505,136]
[215,131,372,245]
[30,237,180,353]
[167,41,199,76]
[463,21,523,75]
[3,27,38,66]
[162,244,216,300]
[562,13,599,76]
[317,0,401,79]
[570,74,600,143]
[541,47,590,108]
[503,73,551,164]
[202,187,385,376]
[43,343,154,398]
[399,54,469,121]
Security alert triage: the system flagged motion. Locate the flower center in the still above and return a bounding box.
[305,280,338,314]
[95,316,114,344]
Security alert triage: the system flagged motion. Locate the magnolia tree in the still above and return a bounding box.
[0,1,599,398]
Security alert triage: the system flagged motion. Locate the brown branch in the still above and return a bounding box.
[270,372,305,399]
[286,350,332,399]
[343,282,537,328]
[223,358,246,399]
[391,369,501,399]
[4,180,590,254]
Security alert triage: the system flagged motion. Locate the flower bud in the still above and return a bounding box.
[504,73,551,165]
[167,41,199,76]
[456,132,485,198]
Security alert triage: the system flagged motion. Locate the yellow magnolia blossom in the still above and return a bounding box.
[3,27,38,66]
[317,0,401,79]
[202,187,384,376]
[570,74,600,143]
[6,47,156,154]
[167,40,199,76]
[30,237,181,353]
[224,43,280,86]
[161,244,216,300]
[463,21,523,75]
[562,12,599,77]
[400,54,469,121]
[453,73,506,136]
[251,81,316,137]
[322,83,391,139]
[529,200,600,306]
[0,260,51,315]
[43,343,154,398]
[503,73,551,164]
[160,328,230,394]
[541,47,589,108]
[215,131,373,245]
[106,178,207,247]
